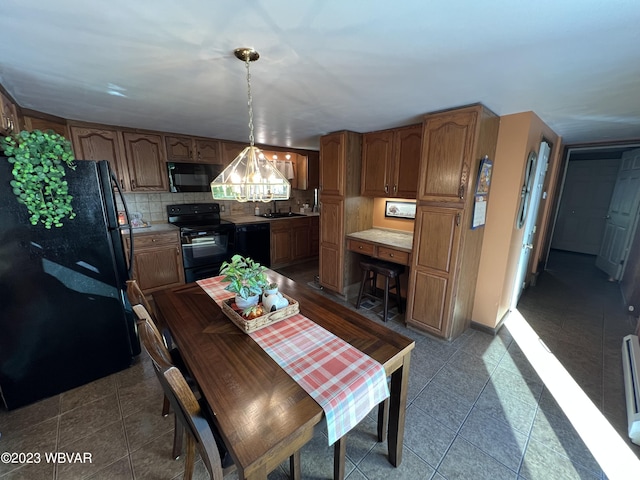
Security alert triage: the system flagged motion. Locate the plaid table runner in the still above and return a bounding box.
[197,276,390,445]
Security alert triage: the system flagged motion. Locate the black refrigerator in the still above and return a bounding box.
[0,158,140,410]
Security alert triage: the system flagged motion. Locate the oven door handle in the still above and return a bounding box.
[182,241,220,248]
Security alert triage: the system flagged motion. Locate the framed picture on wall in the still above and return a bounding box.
[385,201,416,219]
[471,156,493,229]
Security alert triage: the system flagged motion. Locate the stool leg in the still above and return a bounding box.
[383,276,390,322]
[395,276,403,314]
[356,269,369,309]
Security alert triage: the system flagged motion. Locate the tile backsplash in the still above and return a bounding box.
[118,190,316,224]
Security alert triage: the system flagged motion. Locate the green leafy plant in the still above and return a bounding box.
[219,254,268,300]
[1,130,76,228]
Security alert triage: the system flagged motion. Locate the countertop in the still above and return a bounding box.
[346,228,414,252]
[121,223,179,235]
[224,212,319,225]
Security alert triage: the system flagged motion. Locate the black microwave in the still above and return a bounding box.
[167,162,222,192]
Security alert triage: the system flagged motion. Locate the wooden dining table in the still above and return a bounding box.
[152,270,415,480]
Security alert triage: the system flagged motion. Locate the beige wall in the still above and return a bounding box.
[472,112,561,329]
[372,197,415,232]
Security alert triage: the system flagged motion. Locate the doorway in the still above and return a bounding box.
[549,144,640,281]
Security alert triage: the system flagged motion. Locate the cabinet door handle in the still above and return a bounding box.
[393,185,397,194]
[176,247,180,256]
[389,253,394,257]
[456,212,461,226]
[131,179,137,189]
[458,184,465,199]
[384,184,389,194]
[358,245,363,249]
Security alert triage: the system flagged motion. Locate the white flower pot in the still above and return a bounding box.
[235,293,259,310]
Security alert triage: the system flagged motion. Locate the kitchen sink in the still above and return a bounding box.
[258,212,306,218]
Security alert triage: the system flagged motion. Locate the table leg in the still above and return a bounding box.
[377,398,389,442]
[290,450,301,480]
[387,353,411,466]
[333,437,346,480]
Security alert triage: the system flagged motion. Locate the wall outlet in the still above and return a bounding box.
[220,205,225,212]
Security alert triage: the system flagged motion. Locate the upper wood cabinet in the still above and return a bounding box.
[122,132,168,191]
[361,124,421,198]
[418,109,481,204]
[220,141,245,166]
[70,126,129,190]
[165,135,192,162]
[165,136,222,164]
[23,115,69,139]
[0,91,19,136]
[319,133,347,196]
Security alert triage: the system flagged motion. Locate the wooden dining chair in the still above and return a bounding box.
[161,366,237,480]
[134,304,194,459]
[126,279,155,316]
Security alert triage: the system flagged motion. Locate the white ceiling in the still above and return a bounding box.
[1,0,639,150]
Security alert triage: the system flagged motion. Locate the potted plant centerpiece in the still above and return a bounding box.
[219,254,268,312]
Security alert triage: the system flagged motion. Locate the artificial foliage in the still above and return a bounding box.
[219,254,268,300]
[1,130,76,228]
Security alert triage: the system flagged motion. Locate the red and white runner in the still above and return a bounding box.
[197,276,389,445]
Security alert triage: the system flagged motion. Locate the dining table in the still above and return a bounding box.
[152,270,415,480]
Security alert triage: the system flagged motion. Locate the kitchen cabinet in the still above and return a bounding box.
[122,132,168,191]
[418,108,489,204]
[165,135,222,164]
[310,215,319,255]
[125,229,185,294]
[70,125,129,191]
[271,220,293,267]
[319,131,372,295]
[292,151,320,190]
[221,141,246,166]
[347,238,410,266]
[0,90,19,135]
[22,114,69,139]
[361,124,421,198]
[406,104,499,340]
[270,216,318,268]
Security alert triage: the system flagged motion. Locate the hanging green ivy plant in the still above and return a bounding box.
[1,129,77,228]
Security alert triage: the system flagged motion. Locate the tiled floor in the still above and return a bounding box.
[1,250,638,479]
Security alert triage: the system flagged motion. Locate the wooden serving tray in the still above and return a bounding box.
[221,292,299,334]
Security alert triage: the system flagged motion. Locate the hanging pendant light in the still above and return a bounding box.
[211,48,291,203]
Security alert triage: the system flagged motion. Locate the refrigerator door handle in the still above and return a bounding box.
[109,166,135,279]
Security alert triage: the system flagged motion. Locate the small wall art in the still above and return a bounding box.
[385,201,416,219]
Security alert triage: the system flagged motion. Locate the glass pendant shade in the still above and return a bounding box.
[211,145,291,202]
[211,47,291,203]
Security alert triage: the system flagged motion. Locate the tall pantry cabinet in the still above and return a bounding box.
[318,131,373,296]
[406,104,499,340]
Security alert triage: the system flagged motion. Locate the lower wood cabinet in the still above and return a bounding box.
[270,217,319,268]
[126,230,185,294]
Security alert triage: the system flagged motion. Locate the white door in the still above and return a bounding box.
[596,148,640,280]
[551,159,619,254]
[511,141,551,309]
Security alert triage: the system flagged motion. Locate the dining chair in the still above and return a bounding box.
[126,279,155,316]
[161,366,237,480]
[134,304,194,459]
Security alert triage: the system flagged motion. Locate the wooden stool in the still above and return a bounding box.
[356,259,404,322]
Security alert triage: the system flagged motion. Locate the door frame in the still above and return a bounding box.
[544,142,640,271]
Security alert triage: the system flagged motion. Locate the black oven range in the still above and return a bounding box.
[167,203,235,283]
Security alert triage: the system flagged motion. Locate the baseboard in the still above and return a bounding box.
[470,312,507,336]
